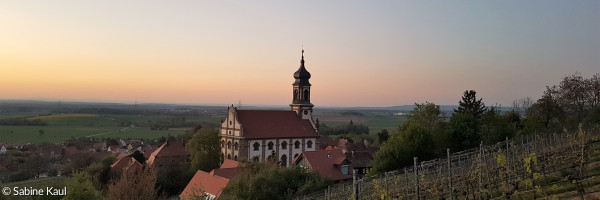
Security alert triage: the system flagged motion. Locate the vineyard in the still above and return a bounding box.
[296,127,600,199]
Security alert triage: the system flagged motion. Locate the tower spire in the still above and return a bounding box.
[301,46,304,64]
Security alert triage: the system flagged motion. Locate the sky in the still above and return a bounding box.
[1,1,598,107]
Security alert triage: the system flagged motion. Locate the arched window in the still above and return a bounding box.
[294,89,298,100]
[303,89,309,100]
[294,141,300,149]
[253,142,260,151]
[234,155,238,161]
[227,154,231,159]
[234,142,239,151]
[268,142,274,150]
[221,140,225,148]
[227,141,231,149]
[281,154,287,167]
[281,141,287,150]
[307,140,313,148]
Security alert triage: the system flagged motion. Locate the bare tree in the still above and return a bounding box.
[108,167,158,200]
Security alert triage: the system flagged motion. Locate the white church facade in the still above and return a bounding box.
[219,51,320,166]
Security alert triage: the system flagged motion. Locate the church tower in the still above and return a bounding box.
[290,50,316,128]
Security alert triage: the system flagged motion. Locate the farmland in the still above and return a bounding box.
[0,113,220,144]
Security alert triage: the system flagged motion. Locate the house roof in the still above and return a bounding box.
[146,140,189,166]
[180,170,230,200]
[236,110,318,139]
[125,157,143,174]
[346,151,373,168]
[220,159,239,169]
[211,168,238,180]
[293,149,348,181]
[210,159,239,179]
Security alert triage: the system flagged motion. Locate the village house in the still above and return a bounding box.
[146,140,190,168]
[219,51,320,166]
[180,159,239,200]
[110,155,144,177]
[292,148,374,181]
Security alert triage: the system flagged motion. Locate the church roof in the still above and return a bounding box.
[236,110,318,139]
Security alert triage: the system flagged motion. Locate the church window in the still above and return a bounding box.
[294,141,300,149]
[227,141,231,149]
[281,141,287,150]
[303,89,309,100]
[228,130,231,135]
[307,140,313,148]
[234,155,238,161]
[268,142,274,150]
[280,154,287,167]
[253,142,260,151]
[294,89,298,100]
[229,121,232,125]
[221,140,225,148]
[234,142,239,151]
[227,154,231,159]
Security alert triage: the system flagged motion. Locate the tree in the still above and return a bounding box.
[371,133,413,173]
[186,129,221,172]
[448,112,479,150]
[85,155,116,190]
[377,129,389,143]
[524,89,565,133]
[555,73,589,123]
[406,102,442,131]
[108,168,158,200]
[479,107,517,144]
[220,161,331,200]
[454,90,487,119]
[371,102,441,173]
[63,171,103,200]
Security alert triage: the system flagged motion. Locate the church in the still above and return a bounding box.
[219,51,320,166]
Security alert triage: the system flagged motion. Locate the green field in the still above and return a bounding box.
[0,125,120,144]
[0,113,202,144]
[91,127,186,140]
[317,114,406,134]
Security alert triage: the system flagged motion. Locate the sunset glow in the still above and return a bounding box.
[1,1,598,107]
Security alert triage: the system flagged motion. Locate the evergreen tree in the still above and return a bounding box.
[454,90,487,118]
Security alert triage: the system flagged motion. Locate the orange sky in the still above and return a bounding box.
[1,1,598,107]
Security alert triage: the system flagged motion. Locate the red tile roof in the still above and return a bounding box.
[211,168,238,180]
[180,170,230,200]
[210,159,239,179]
[236,110,318,139]
[220,159,239,169]
[146,140,189,166]
[293,149,349,181]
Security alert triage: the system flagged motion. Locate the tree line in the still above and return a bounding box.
[371,72,600,174]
